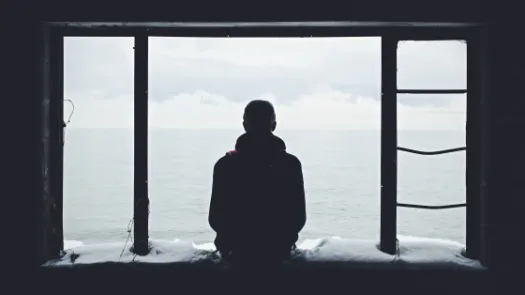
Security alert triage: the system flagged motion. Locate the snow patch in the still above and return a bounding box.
[64,240,84,249]
[50,236,483,270]
[296,236,393,263]
[397,236,481,269]
[54,239,218,265]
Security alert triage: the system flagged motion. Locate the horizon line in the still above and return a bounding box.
[65,127,466,131]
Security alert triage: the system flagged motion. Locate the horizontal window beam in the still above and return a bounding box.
[45,23,476,39]
[48,21,479,29]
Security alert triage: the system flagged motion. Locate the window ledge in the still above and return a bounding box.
[43,236,484,271]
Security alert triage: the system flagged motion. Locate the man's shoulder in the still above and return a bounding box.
[214,150,302,168]
[214,150,241,168]
[282,152,302,168]
[214,154,230,170]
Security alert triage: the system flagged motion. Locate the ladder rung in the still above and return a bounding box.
[397,203,466,210]
[397,146,466,155]
[397,89,467,94]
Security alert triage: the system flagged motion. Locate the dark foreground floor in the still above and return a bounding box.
[34,262,518,295]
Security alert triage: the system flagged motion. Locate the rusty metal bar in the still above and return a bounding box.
[380,36,398,255]
[133,34,150,255]
[398,203,466,209]
[397,146,466,155]
[397,89,467,94]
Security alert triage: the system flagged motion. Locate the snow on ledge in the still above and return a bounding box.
[45,236,484,270]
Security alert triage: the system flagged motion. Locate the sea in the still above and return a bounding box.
[63,129,467,246]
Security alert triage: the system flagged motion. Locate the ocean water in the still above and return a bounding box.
[63,129,467,246]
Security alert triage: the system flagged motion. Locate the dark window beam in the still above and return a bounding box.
[133,34,150,256]
[38,24,63,264]
[380,37,398,255]
[49,32,64,254]
[46,22,477,39]
[465,31,483,261]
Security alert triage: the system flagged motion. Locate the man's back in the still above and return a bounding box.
[208,133,306,262]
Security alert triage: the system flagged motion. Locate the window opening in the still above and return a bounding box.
[39,23,483,265]
[379,37,480,260]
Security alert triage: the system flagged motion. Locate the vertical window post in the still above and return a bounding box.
[380,36,398,255]
[466,33,482,260]
[38,24,64,264]
[133,34,150,255]
[49,31,65,253]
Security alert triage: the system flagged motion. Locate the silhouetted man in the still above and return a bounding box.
[208,100,306,267]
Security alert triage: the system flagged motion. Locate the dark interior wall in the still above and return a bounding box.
[4,21,43,269]
[9,0,485,22]
[484,21,525,270]
[4,2,524,269]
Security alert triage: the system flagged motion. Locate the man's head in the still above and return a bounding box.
[243,100,277,135]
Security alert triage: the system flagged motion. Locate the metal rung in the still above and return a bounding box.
[397,89,467,94]
[397,203,466,209]
[397,146,466,155]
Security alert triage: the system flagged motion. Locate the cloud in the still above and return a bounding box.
[397,41,467,90]
[65,87,465,130]
[63,37,467,129]
[65,38,464,101]
[146,37,382,103]
[64,38,134,99]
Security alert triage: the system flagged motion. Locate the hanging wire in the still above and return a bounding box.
[61,99,140,263]
[62,99,75,146]
[119,218,135,261]
[62,99,146,263]
[119,201,151,262]
[64,99,75,127]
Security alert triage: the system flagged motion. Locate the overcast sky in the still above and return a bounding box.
[64,37,466,130]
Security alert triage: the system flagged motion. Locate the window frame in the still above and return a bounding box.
[39,21,486,265]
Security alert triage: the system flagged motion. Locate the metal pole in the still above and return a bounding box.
[379,37,398,255]
[133,34,150,255]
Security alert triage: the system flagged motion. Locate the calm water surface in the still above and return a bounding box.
[63,129,467,245]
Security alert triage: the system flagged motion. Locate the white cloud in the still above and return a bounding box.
[66,88,465,130]
[64,37,466,130]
